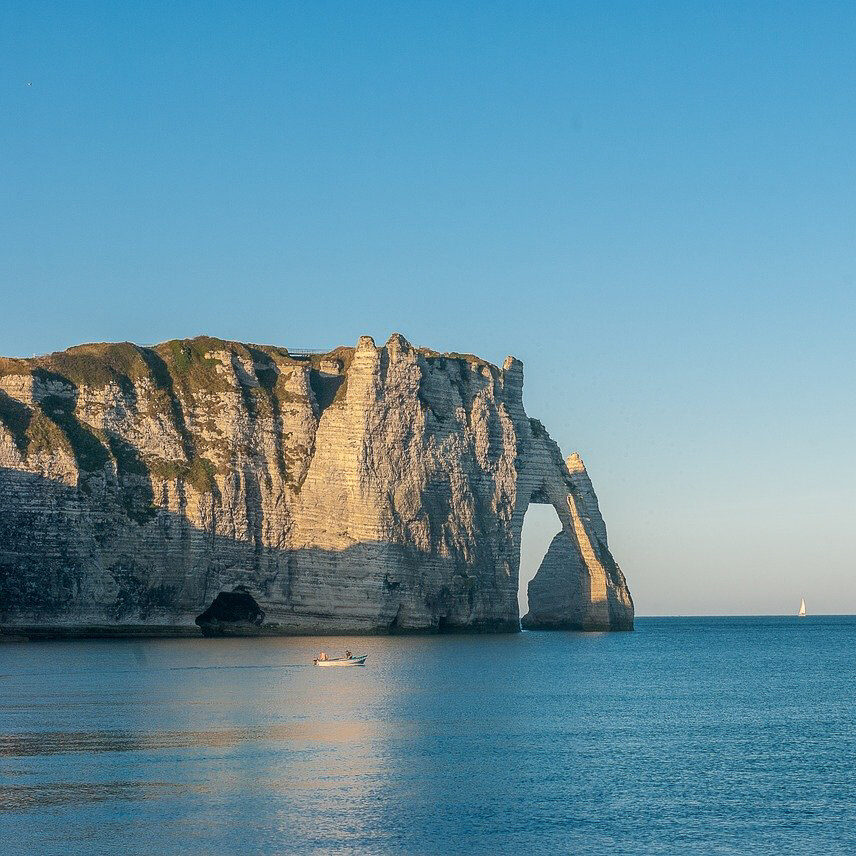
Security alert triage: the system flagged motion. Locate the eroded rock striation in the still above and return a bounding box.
[0,334,633,636]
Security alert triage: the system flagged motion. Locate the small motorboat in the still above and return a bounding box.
[313,654,367,667]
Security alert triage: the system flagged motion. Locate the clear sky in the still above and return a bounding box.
[2,1,854,615]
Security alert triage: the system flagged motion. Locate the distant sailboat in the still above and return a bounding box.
[798,597,806,617]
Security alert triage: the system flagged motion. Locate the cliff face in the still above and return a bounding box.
[0,334,633,635]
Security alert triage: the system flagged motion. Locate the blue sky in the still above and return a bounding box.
[2,1,854,614]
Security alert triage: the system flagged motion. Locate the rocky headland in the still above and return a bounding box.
[0,334,633,637]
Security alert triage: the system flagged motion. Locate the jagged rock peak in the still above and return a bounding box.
[566,451,586,473]
[385,332,412,352]
[565,452,608,547]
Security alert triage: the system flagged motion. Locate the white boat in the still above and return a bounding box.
[313,654,367,667]
[798,597,806,617]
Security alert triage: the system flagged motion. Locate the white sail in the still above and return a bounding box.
[798,597,806,617]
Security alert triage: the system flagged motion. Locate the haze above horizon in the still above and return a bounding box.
[2,1,854,615]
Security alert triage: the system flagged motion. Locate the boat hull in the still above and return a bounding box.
[314,655,367,667]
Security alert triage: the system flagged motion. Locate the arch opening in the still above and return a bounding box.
[518,503,563,620]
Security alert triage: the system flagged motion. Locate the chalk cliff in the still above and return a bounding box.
[0,334,633,636]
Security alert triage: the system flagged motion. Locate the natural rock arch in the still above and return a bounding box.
[513,449,634,632]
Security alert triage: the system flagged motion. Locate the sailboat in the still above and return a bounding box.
[798,597,806,617]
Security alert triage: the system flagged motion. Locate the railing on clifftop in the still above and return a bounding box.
[284,348,328,358]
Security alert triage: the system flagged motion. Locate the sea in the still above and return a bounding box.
[1,617,854,855]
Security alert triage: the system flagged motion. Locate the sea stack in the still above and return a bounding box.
[0,334,633,636]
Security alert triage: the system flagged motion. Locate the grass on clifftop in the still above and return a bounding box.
[35,343,152,390]
[419,348,498,375]
[0,338,357,484]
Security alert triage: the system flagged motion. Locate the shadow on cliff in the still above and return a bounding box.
[1,369,167,524]
[0,467,521,637]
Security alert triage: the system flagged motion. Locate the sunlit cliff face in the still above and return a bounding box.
[0,333,632,634]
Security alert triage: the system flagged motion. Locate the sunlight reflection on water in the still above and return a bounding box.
[1,621,855,854]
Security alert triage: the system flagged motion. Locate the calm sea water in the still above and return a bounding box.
[1,617,854,855]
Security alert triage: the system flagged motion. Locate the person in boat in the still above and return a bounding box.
[318,651,328,661]
[345,649,352,660]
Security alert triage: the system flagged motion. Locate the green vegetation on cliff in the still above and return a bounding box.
[148,456,218,494]
[0,337,358,498]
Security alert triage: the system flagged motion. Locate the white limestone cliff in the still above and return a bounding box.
[0,334,633,635]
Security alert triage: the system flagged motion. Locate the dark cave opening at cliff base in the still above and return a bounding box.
[518,504,563,620]
[195,590,265,636]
